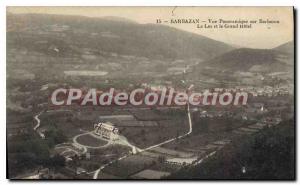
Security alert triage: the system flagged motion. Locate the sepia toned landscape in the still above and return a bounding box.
[6,7,295,180]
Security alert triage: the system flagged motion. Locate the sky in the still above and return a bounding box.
[7,6,294,49]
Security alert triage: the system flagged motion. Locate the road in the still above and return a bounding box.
[32,95,196,179]
[72,132,111,153]
[33,112,45,139]
[140,103,192,152]
[92,103,193,179]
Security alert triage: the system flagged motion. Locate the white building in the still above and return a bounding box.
[94,122,119,141]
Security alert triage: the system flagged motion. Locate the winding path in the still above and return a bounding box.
[33,112,45,139]
[73,132,111,151]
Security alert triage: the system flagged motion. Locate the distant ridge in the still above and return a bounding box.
[7,13,234,60]
[273,41,294,55]
[201,47,293,72]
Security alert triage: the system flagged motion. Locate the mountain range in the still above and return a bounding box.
[7,13,293,74]
[7,13,234,60]
[200,41,293,73]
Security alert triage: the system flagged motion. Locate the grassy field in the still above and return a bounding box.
[103,154,157,178]
[76,134,108,147]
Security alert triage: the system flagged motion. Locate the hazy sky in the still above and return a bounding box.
[7,6,294,49]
